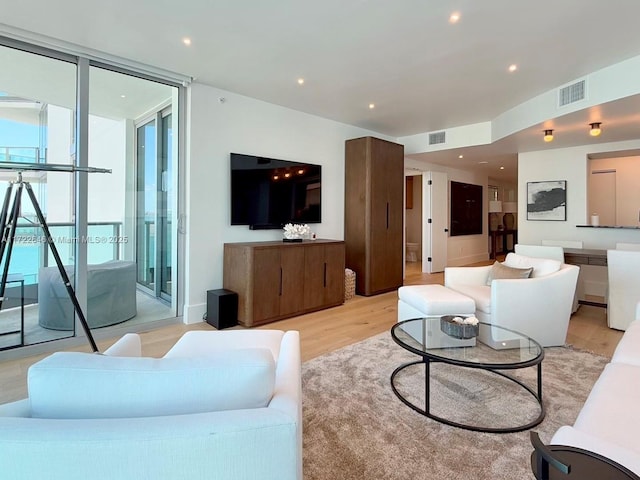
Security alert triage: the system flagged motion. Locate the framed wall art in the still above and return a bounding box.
[527,180,567,221]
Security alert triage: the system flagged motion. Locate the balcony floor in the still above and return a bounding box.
[0,290,174,350]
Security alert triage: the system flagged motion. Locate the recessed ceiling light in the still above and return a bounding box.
[458,155,464,159]
[182,37,192,46]
[449,12,461,24]
[120,94,126,99]
[297,78,305,85]
[500,166,505,170]
[369,103,375,109]
[478,161,489,164]
[508,64,518,73]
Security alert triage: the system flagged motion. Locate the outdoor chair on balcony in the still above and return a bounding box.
[38,260,137,330]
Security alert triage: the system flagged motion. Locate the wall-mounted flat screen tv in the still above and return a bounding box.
[450,181,483,236]
[230,153,321,229]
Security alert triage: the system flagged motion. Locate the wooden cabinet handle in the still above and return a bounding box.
[386,202,389,229]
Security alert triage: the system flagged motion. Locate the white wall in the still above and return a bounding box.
[87,116,126,224]
[518,139,640,249]
[184,83,392,323]
[46,105,73,223]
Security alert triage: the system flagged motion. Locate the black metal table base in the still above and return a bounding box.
[390,358,545,433]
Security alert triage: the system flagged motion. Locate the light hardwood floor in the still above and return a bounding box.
[0,260,622,404]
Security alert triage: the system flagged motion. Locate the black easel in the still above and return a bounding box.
[0,163,111,353]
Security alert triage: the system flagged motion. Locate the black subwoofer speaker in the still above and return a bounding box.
[206,289,238,329]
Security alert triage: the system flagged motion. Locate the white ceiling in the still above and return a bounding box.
[2,0,640,181]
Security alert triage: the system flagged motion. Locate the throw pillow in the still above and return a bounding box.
[486,261,533,285]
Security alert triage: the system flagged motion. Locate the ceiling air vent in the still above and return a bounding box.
[559,80,585,107]
[429,131,446,145]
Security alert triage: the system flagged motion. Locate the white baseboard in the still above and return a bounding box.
[183,302,206,324]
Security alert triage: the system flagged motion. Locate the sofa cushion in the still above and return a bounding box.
[612,320,640,366]
[573,362,640,455]
[28,348,275,419]
[503,253,561,278]
[485,261,533,285]
[448,284,491,314]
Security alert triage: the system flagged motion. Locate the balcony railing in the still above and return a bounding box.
[0,147,45,164]
[2,221,123,285]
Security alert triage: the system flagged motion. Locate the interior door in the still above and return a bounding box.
[422,171,448,273]
[589,169,616,225]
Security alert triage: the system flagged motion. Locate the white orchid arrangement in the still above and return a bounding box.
[283,223,311,239]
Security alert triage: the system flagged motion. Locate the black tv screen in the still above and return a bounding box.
[230,153,321,228]
[450,181,483,236]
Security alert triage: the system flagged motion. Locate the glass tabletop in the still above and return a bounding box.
[391,317,543,368]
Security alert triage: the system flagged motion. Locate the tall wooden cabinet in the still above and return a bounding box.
[345,136,404,296]
[224,240,345,327]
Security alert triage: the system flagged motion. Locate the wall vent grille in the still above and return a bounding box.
[429,131,446,145]
[559,80,586,107]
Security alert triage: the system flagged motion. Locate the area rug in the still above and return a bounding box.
[302,332,608,480]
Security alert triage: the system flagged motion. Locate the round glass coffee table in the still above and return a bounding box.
[390,317,545,433]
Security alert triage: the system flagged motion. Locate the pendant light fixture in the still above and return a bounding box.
[589,122,602,137]
[543,129,554,142]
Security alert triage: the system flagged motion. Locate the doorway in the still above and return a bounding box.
[405,174,422,269]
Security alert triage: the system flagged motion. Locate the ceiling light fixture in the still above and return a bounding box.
[182,37,192,46]
[589,122,602,137]
[297,78,305,85]
[369,103,375,109]
[449,12,461,24]
[500,166,505,170]
[458,155,464,159]
[508,64,518,73]
[543,129,554,142]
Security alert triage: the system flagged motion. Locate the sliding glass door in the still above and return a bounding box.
[136,109,172,302]
[0,42,77,350]
[0,36,183,354]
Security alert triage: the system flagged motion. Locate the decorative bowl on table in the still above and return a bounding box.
[440,315,479,339]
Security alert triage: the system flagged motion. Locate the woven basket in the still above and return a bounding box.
[344,268,356,302]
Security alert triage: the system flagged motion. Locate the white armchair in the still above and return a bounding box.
[616,243,640,251]
[445,253,579,347]
[515,244,580,313]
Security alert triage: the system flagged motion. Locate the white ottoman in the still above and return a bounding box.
[398,284,476,321]
[397,284,477,348]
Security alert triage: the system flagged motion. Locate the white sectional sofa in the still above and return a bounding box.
[444,253,579,347]
[550,303,640,474]
[0,330,302,480]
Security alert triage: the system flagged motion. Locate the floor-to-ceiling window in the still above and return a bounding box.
[0,43,77,350]
[0,37,183,354]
